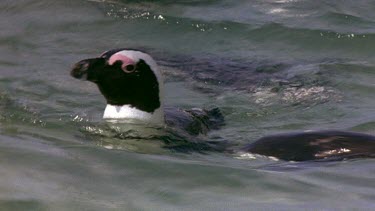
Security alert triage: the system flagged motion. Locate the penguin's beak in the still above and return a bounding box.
[71,59,90,80]
[70,58,105,81]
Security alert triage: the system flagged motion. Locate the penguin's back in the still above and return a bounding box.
[164,107,224,136]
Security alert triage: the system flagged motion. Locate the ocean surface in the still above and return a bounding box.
[1,0,375,210]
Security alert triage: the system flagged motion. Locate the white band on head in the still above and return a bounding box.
[108,53,136,73]
[114,50,163,84]
[108,53,135,66]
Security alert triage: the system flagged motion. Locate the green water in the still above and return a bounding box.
[1,0,375,210]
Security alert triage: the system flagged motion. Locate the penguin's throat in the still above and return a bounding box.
[103,104,165,124]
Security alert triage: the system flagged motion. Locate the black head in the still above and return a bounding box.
[71,49,163,113]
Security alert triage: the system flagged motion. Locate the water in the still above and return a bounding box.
[1,0,375,210]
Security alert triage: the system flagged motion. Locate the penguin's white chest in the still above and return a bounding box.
[103,104,165,124]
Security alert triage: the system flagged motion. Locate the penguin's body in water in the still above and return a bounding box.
[240,130,375,161]
[71,48,375,161]
[71,48,224,136]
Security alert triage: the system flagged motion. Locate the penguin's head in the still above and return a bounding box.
[71,49,164,114]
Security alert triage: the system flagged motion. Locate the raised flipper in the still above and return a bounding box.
[240,130,375,161]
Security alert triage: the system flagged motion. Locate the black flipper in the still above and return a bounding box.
[206,107,225,129]
[183,107,225,135]
[165,107,225,136]
[240,130,375,161]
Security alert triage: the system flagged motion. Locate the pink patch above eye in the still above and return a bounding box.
[108,53,135,67]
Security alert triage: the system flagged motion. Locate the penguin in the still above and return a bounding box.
[71,48,375,161]
[240,130,375,161]
[70,48,224,136]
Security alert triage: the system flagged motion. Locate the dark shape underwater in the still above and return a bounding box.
[241,130,375,161]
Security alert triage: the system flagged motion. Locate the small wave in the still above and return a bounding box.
[78,120,229,154]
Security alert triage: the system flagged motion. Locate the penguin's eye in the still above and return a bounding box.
[123,64,136,73]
